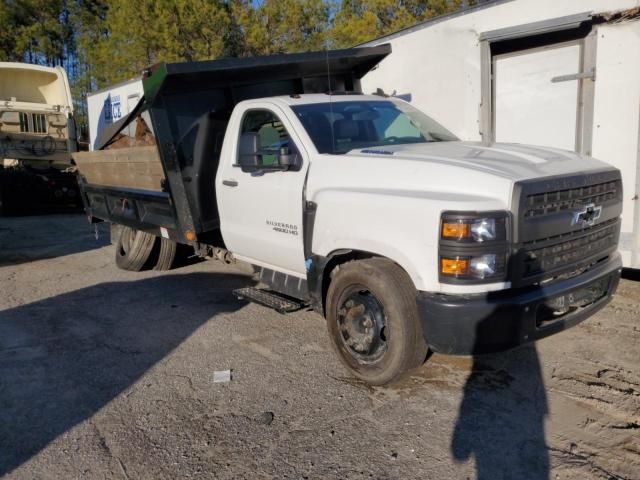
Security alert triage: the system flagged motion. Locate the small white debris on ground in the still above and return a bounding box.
[213,370,232,383]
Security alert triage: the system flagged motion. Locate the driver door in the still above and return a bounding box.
[217,105,309,277]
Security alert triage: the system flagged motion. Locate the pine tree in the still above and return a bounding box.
[331,0,463,47]
[0,0,72,65]
[232,0,331,55]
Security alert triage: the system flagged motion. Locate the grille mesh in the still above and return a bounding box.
[522,219,618,277]
[524,181,619,218]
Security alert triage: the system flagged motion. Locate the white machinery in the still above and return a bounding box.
[0,62,74,167]
[0,62,80,213]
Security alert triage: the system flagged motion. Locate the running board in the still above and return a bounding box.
[233,287,308,314]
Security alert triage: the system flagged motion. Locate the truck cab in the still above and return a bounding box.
[74,46,622,385]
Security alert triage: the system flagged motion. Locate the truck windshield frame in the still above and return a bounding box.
[292,99,458,155]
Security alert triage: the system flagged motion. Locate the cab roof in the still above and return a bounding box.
[271,93,394,106]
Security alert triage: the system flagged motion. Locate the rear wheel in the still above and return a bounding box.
[114,226,156,271]
[153,238,177,271]
[326,258,428,385]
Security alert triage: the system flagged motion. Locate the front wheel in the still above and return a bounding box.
[326,258,428,385]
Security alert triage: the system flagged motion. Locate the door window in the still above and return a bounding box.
[238,109,298,168]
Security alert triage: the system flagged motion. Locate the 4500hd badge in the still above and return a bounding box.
[266,220,299,236]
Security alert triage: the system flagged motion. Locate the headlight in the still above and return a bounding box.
[441,216,506,243]
[439,211,510,283]
[440,253,507,280]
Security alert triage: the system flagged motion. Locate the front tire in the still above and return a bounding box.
[326,258,428,385]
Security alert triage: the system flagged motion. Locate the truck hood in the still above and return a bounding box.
[308,141,617,212]
[349,141,612,182]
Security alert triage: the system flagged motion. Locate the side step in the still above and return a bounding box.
[233,287,308,314]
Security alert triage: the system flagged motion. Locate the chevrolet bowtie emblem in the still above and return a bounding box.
[571,203,602,227]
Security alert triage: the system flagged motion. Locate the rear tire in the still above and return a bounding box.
[114,226,156,271]
[326,258,428,385]
[153,238,177,271]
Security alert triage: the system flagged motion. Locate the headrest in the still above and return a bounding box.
[333,119,359,139]
[305,112,331,132]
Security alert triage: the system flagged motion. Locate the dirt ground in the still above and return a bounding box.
[1,214,639,480]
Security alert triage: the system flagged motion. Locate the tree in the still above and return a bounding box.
[330,0,464,48]
[89,0,230,86]
[232,0,331,55]
[0,0,73,65]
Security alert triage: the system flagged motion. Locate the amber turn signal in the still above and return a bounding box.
[442,222,470,240]
[441,257,469,276]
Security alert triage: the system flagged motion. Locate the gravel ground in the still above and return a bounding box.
[1,214,639,480]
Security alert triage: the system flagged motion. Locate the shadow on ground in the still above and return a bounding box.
[0,271,253,476]
[449,274,551,479]
[0,215,109,267]
[621,268,640,281]
[451,345,549,479]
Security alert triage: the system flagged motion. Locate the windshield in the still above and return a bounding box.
[291,99,457,154]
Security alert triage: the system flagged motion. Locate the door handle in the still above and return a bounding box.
[222,179,238,187]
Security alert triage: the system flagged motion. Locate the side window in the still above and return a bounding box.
[237,109,300,171]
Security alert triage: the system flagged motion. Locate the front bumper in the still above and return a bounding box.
[417,253,622,355]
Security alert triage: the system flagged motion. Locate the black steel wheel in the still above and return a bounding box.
[336,286,389,364]
[326,257,428,385]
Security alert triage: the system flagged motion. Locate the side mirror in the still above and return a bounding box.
[237,133,301,172]
[238,132,261,172]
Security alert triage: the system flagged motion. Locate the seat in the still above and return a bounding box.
[333,119,360,151]
[303,112,333,153]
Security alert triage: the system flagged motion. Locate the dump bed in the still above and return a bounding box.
[74,45,391,246]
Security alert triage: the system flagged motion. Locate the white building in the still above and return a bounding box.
[361,0,640,268]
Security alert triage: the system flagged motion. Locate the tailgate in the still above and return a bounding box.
[73,147,178,236]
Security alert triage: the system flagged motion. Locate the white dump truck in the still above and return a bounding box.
[74,46,622,384]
